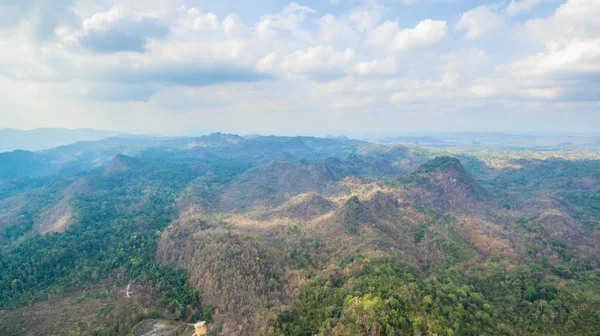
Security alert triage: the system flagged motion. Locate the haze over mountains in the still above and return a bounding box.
[371,133,600,151]
[2,128,600,154]
[0,128,124,152]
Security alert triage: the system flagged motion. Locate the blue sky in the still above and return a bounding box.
[0,0,598,136]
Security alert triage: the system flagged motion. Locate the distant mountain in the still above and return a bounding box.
[373,132,600,150]
[0,128,125,153]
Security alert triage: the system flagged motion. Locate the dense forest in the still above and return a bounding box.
[0,134,599,335]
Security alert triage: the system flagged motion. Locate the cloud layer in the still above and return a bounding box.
[0,0,598,135]
[79,17,170,53]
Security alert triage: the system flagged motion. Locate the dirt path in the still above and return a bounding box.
[126,281,132,298]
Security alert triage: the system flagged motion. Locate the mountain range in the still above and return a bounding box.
[0,132,598,335]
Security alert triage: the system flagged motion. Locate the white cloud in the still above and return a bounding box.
[442,48,489,73]
[0,0,77,41]
[455,6,503,39]
[318,14,359,45]
[0,0,598,134]
[331,96,375,109]
[318,8,382,47]
[510,39,600,77]
[367,20,400,49]
[392,19,448,50]
[0,4,274,100]
[222,14,246,38]
[255,3,315,42]
[281,45,355,81]
[367,19,447,51]
[348,8,382,32]
[468,3,600,103]
[504,0,544,16]
[476,0,600,102]
[523,0,600,48]
[175,8,221,33]
[354,58,399,76]
[390,70,466,103]
[255,53,278,72]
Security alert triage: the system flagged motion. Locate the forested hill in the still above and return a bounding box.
[0,134,599,335]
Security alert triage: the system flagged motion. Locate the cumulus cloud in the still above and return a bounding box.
[0,3,275,100]
[504,0,544,16]
[255,3,315,42]
[523,0,600,46]
[367,18,448,51]
[318,14,359,45]
[510,40,600,78]
[78,63,271,102]
[0,0,78,41]
[470,0,600,102]
[348,8,382,32]
[0,0,598,134]
[101,63,272,87]
[281,45,354,81]
[392,19,448,50]
[79,17,170,53]
[354,58,399,77]
[472,0,600,102]
[174,8,221,33]
[367,20,400,49]
[455,6,503,39]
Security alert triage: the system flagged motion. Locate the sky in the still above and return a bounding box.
[0,0,599,136]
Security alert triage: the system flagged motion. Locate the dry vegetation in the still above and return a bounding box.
[0,280,174,336]
[154,155,600,334]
